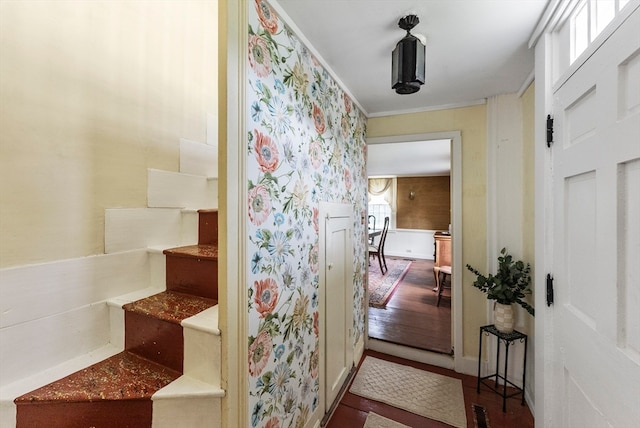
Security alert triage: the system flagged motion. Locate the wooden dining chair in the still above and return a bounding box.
[369,216,389,274]
[436,265,451,306]
[367,215,376,244]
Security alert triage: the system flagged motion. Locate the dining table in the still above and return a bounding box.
[368,229,381,245]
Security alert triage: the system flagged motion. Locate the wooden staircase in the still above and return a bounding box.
[14,210,220,428]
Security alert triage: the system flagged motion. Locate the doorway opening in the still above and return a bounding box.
[365,132,462,364]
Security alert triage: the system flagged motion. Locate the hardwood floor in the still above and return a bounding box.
[368,257,452,354]
[327,350,534,428]
[346,258,534,427]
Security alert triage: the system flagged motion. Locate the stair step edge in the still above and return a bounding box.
[14,351,180,404]
[181,305,220,335]
[152,375,225,401]
[147,245,192,254]
[163,244,218,259]
[0,344,121,403]
[181,208,218,213]
[124,291,216,325]
[106,287,164,308]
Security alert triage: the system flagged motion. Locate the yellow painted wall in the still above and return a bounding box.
[0,0,218,268]
[367,105,487,357]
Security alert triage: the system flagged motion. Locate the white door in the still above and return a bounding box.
[320,203,354,411]
[547,7,640,427]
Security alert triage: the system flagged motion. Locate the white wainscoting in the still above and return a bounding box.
[382,229,440,260]
[0,250,151,386]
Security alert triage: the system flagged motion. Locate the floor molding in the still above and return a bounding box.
[367,339,455,370]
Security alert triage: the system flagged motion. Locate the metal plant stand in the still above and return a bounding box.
[477,324,528,412]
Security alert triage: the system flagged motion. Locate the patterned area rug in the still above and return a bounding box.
[350,357,467,428]
[363,412,410,428]
[368,258,412,308]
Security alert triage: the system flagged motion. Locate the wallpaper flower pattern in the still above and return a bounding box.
[247,1,368,426]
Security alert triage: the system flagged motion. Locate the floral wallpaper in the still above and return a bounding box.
[246,1,368,426]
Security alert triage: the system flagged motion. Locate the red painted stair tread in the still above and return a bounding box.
[14,351,180,403]
[163,244,218,259]
[123,291,217,325]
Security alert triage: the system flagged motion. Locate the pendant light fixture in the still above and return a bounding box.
[391,15,425,95]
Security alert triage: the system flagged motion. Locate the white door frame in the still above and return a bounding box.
[222,0,248,426]
[365,131,463,371]
[315,202,354,425]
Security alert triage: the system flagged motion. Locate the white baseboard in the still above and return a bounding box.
[367,339,455,370]
[354,334,365,365]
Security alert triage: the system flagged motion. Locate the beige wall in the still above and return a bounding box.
[0,1,218,268]
[367,105,487,357]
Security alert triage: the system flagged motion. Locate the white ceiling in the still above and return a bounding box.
[275,0,549,175]
[367,139,451,177]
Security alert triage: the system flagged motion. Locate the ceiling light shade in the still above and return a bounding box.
[392,15,425,95]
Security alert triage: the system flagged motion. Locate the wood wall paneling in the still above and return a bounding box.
[396,176,450,230]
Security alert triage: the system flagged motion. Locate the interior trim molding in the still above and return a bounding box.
[368,98,488,119]
[220,0,248,426]
[364,131,463,373]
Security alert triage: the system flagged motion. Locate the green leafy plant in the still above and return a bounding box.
[466,248,534,316]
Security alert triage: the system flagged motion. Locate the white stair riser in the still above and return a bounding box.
[152,395,221,428]
[183,328,221,386]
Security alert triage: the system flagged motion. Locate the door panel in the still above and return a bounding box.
[320,203,354,412]
[551,7,640,427]
[326,219,349,404]
[619,159,640,357]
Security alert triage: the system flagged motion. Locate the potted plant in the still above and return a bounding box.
[466,248,534,333]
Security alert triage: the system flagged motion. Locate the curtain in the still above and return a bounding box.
[368,178,396,210]
[368,178,392,196]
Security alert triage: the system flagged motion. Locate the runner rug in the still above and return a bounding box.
[368,258,412,308]
[363,412,410,428]
[350,357,467,428]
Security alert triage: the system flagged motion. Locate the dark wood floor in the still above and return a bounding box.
[338,258,534,427]
[327,350,534,428]
[368,258,452,354]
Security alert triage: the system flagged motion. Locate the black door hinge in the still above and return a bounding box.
[546,114,554,147]
[546,274,554,306]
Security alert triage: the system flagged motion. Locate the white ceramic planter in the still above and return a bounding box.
[493,302,515,333]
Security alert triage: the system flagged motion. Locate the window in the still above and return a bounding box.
[368,197,392,231]
[571,0,631,63]
[367,178,396,229]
